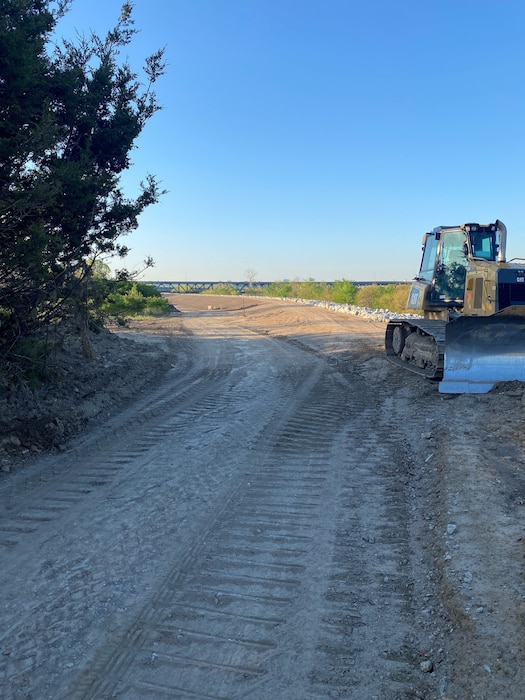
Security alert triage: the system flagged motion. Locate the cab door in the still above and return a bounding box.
[433,230,468,303]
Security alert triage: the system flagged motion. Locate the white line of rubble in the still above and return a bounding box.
[273,297,419,322]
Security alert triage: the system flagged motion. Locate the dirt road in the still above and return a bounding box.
[1,295,524,699]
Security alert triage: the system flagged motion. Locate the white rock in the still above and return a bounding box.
[420,659,434,673]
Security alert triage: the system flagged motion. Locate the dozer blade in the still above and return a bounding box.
[439,310,525,393]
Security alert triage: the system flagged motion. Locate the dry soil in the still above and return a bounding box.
[0,294,524,699]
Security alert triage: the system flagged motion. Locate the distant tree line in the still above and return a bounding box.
[0,0,166,380]
[213,279,413,313]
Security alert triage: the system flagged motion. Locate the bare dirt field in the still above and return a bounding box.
[1,294,524,699]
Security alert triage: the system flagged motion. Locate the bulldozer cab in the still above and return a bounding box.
[411,222,502,314]
[432,229,468,303]
[410,227,469,313]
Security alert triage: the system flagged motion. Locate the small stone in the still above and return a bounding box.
[446,523,457,535]
[8,436,20,447]
[440,676,450,692]
[464,571,473,584]
[420,659,434,673]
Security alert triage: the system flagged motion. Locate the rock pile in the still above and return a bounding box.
[279,297,418,322]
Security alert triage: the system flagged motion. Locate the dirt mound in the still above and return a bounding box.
[0,328,170,469]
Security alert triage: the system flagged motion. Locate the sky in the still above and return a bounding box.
[53,0,525,282]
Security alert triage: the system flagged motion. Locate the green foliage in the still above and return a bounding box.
[331,279,359,305]
[0,0,165,369]
[247,279,412,313]
[254,279,412,312]
[11,336,54,387]
[91,279,170,321]
[113,281,163,299]
[355,285,380,309]
[0,306,11,326]
[257,281,294,297]
[89,259,112,280]
[356,284,411,313]
[202,285,238,295]
[294,279,330,300]
[249,279,332,300]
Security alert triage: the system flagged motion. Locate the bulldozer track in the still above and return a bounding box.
[385,318,446,381]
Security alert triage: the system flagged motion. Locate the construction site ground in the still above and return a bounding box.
[1,294,524,699]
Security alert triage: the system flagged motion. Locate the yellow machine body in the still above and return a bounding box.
[386,221,525,392]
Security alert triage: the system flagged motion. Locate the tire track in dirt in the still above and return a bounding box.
[70,367,343,699]
[0,336,234,549]
[304,385,438,700]
[1,303,443,699]
[69,350,328,698]
[0,329,326,699]
[70,355,438,699]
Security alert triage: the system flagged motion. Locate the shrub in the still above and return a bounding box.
[356,284,411,313]
[331,279,359,305]
[253,281,293,297]
[99,282,170,319]
[246,279,412,313]
[202,285,238,295]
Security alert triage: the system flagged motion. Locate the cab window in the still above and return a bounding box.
[434,231,468,301]
[418,234,439,282]
[470,231,496,260]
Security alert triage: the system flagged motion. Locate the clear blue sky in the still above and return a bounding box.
[55,0,525,282]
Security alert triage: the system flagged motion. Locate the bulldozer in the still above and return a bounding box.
[385,220,525,393]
